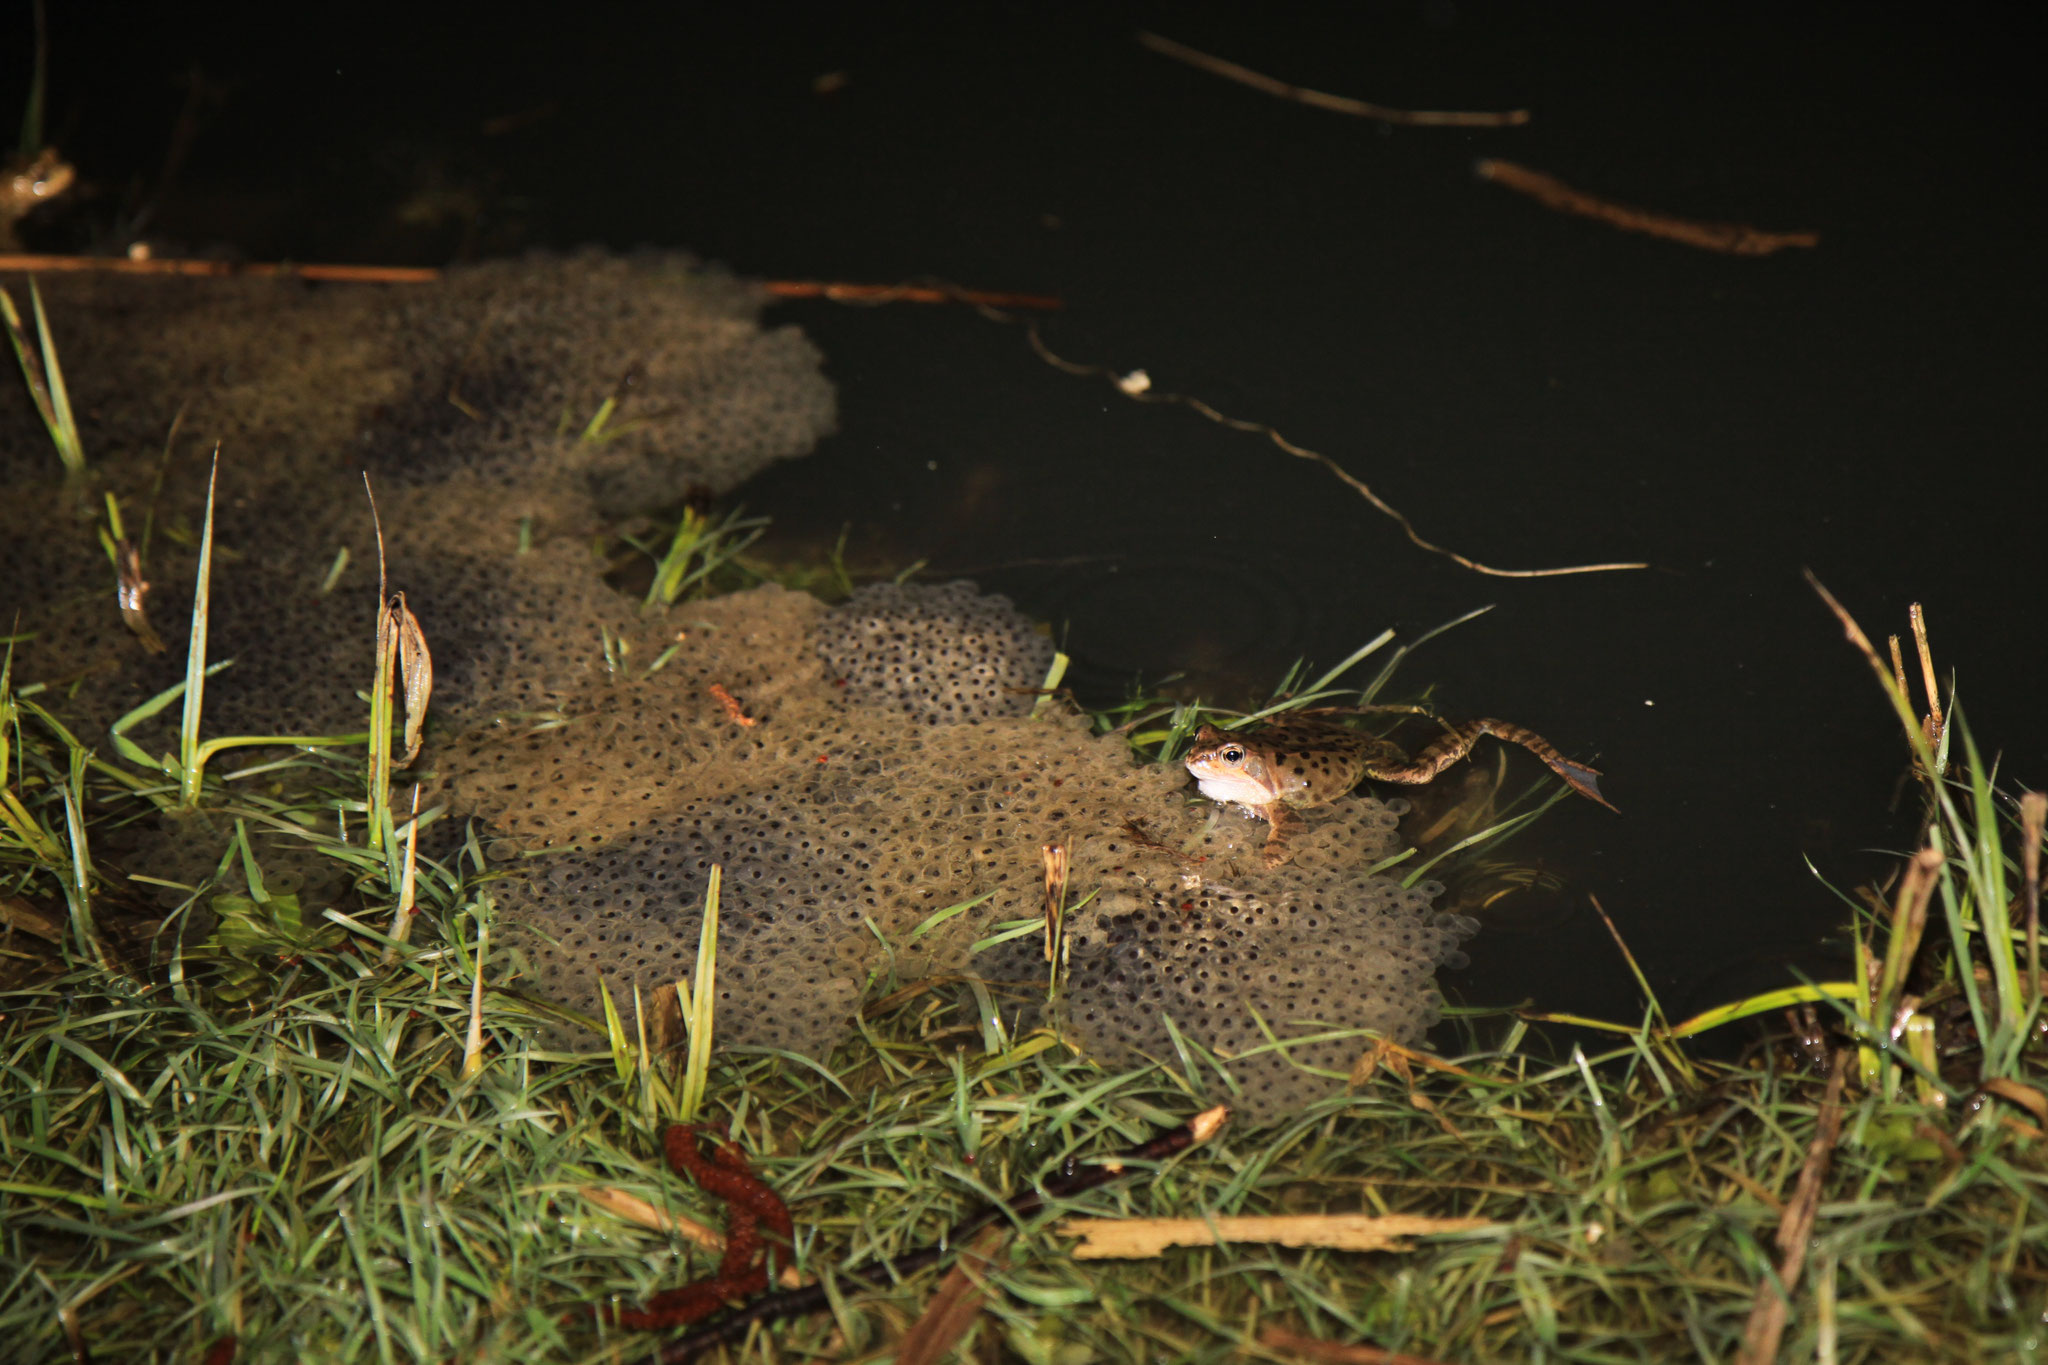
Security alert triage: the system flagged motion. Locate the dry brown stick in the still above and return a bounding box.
[578,1186,806,1291]
[1138,31,1529,127]
[1736,1049,1848,1365]
[1060,1211,1494,1260]
[0,253,441,282]
[1475,159,1819,256]
[1015,323,1645,579]
[1259,1325,1459,1365]
[762,279,1063,310]
[0,254,1070,316]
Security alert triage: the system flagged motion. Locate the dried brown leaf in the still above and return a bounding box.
[0,893,64,941]
[390,593,432,765]
[114,538,166,653]
[893,1225,1011,1365]
[1983,1078,2048,1127]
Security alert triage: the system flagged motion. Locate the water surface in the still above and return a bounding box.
[23,2,2044,1028]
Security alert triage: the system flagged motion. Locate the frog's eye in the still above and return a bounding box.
[1221,746,1244,764]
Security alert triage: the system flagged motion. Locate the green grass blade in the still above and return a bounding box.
[679,864,721,1121]
[28,279,84,472]
[178,453,221,804]
[1666,982,1863,1038]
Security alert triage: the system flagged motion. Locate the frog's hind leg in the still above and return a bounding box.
[1364,719,1619,813]
[1476,720,1617,811]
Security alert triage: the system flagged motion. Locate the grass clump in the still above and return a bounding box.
[5,901,2047,1362]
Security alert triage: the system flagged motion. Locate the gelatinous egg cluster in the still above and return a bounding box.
[0,258,1471,1123]
[813,580,1056,725]
[451,581,1474,1122]
[0,254,835,739]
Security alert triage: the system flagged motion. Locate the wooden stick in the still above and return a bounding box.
[1476,159,1818,256]
[762,279,1063,310]
[1138,31,1529,127]
[0,252,441,282]
[0,257,1065,310]
[583,1183,803,1292]
[1059,1212,1494,1260]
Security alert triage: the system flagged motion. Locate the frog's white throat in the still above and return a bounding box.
[1193,771,1277,810]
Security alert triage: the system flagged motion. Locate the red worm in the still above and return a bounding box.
[604,1124,793,1331]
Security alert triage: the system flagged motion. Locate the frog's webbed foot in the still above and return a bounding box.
[1364,719,1619,813]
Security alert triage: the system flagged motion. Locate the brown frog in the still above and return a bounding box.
[2,147,75,250]
[1183,711,1615,866]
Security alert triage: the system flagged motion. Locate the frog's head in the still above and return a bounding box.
[1183,724,1282,806]
[6,148,75,208]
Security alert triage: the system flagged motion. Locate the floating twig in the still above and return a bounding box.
[0,256,1067,312]
[1006,321,1644,578]
[1138,31,1529,127]
[0,253,441,282]
[1475,159,1819,257]
[762,279,1062,310]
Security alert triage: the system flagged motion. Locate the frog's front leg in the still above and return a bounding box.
[1253,802,1303,868]
[1362,719,1617,812]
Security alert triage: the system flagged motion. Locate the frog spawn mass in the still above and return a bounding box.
[0,261,1472,1123]
[450,580,1475,1123]
[0,253,835,742]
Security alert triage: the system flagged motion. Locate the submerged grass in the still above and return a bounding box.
[4,557,2047,1362]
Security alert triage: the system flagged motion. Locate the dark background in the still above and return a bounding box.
[13,2,2044,1028]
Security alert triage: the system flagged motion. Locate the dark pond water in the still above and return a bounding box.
[18,3,2045,1029]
